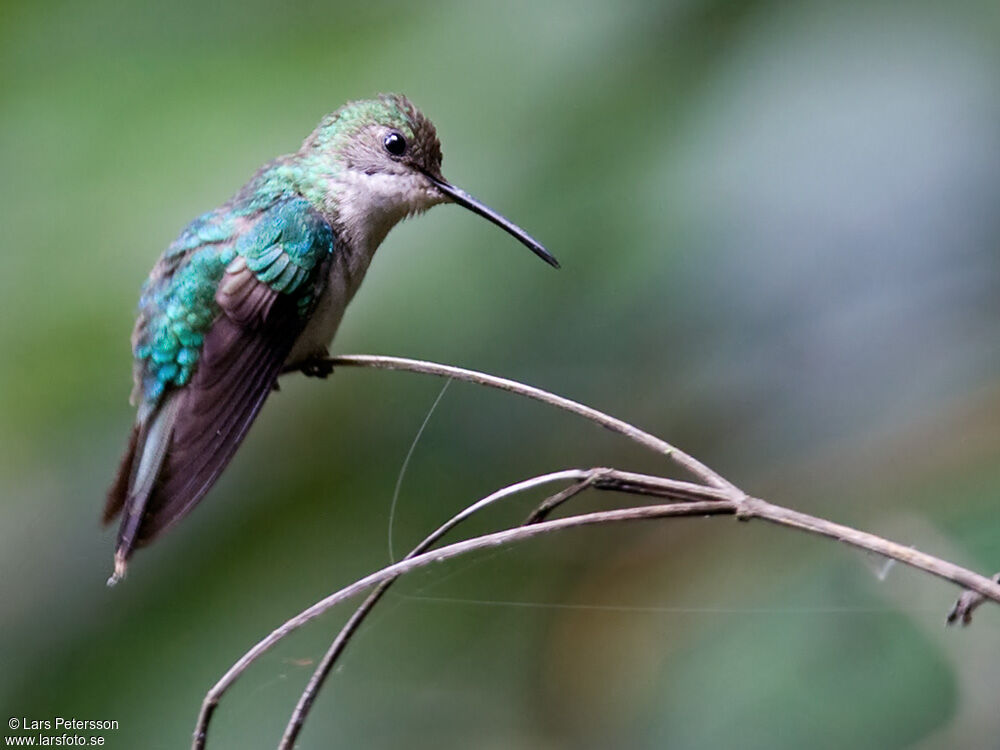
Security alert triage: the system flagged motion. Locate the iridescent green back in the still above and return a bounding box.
[132,167,334,406]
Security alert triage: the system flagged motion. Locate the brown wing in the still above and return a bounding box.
[114,256,326,561]
[107,196,336,577]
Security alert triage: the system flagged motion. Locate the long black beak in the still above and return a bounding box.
[423,171,560,268]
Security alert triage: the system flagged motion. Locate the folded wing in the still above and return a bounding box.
[106,197,334,575]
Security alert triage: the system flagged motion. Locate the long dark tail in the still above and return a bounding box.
[103,395,181,585]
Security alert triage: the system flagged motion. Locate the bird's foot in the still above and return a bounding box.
[299,355,335,379]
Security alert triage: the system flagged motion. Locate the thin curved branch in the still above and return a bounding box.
[278,467,622,748]
[524,471,606,525]
[277,469,594,749]
[193,473,1000,749]
[190,355,1000,749]
[273,350,747,747]
[194,499,737,750]
[309,355,739,493]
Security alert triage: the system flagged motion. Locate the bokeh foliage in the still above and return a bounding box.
[3,0,1000,747]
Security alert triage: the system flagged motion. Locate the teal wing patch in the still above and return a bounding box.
[237,198,333,297]
[131,196,333,408]
[132,217,239,406]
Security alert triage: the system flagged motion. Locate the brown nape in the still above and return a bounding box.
[396,102,443,174]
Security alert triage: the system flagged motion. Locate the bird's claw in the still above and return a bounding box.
[300,358,335,379]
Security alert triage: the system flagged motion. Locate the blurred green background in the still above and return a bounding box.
[4,0,1000,747]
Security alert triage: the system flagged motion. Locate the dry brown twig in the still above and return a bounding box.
[191,354,1000,750]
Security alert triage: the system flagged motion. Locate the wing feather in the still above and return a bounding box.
[108,196,334,568]
[135,302,295,544]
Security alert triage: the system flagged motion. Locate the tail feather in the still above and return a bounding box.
[103,423,140,524]
[105,395,181,585]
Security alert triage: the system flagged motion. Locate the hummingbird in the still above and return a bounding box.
[103,94,557,584]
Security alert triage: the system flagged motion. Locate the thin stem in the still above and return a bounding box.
[315,355,738,492]
[525,472,605,525]
[388,378,452,562]
[276,469,590,749]
[281,467,623,747]
[278,350,740,743]
[191,356,1000,749]
[740,497,1000,602]
[194,499,736,750]
[193,473,1000,749]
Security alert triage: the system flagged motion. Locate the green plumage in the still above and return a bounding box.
[131,95,433,409]
[106,93,553,581]
[133,174,334,406]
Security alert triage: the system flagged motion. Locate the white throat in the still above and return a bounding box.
[327,170,437,256]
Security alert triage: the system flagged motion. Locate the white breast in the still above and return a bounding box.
[285,241,374,366]
[285,168,441,366]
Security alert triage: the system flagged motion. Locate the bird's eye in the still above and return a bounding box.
[383,132,407,157]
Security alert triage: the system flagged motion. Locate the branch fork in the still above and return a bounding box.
[190,354,1000,750]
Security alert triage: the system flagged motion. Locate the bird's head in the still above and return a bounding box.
[301,94,558,267]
